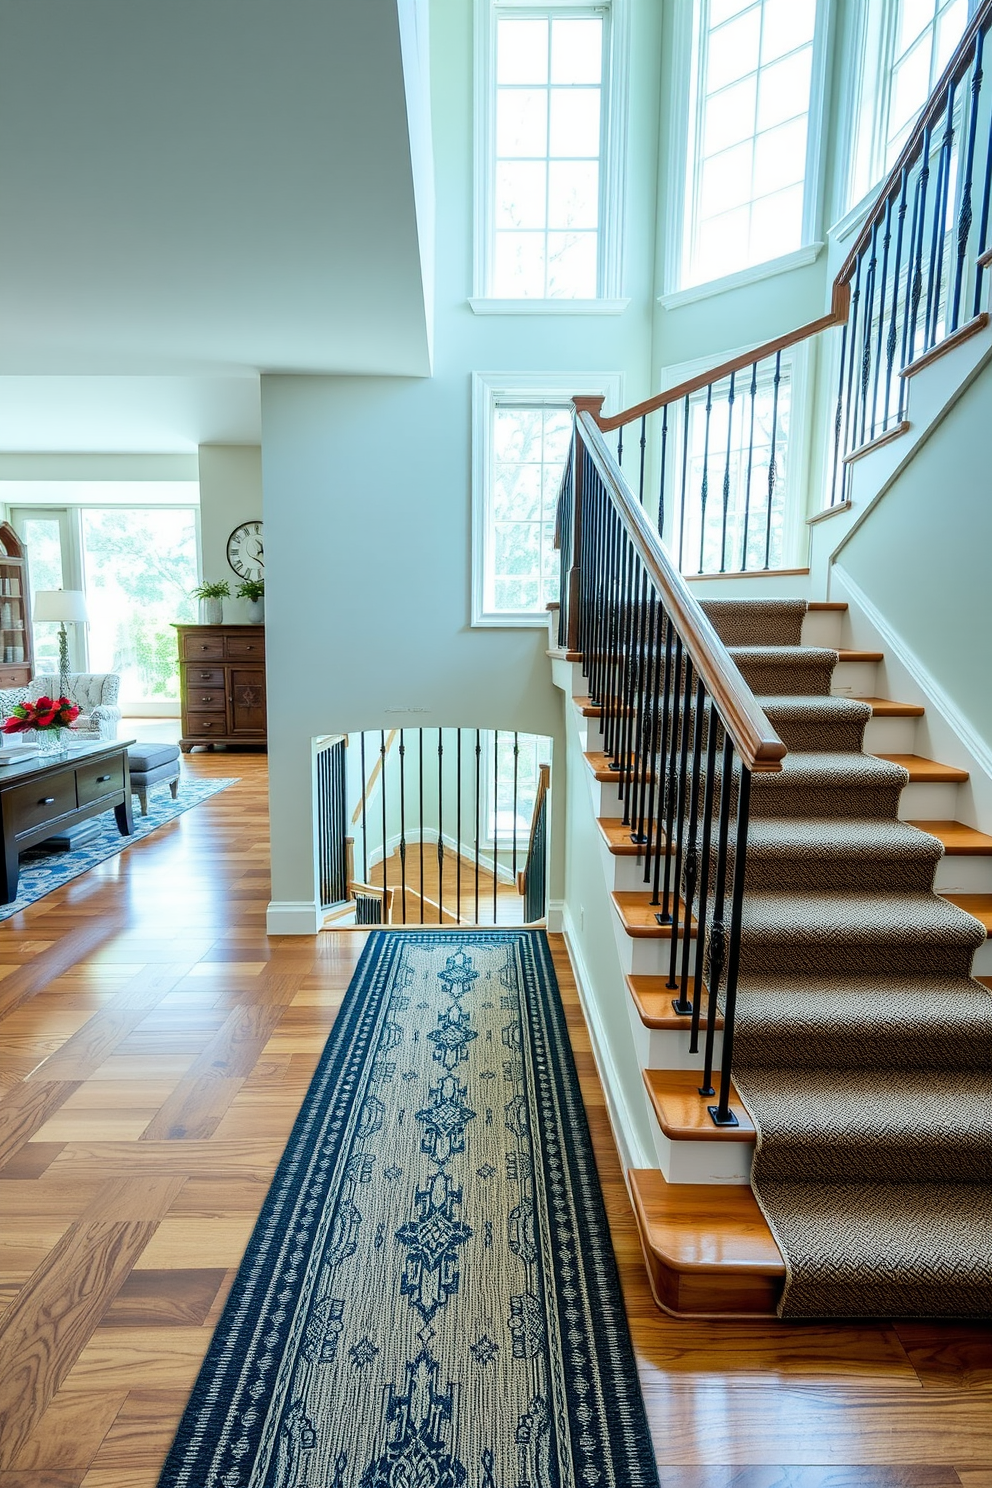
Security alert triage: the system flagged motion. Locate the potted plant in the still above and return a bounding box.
[191,581,230,626]
[236,578,264,625]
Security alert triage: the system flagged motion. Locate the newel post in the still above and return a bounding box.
[568,396,605,653]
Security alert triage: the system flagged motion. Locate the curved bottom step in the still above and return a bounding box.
[629,1167,785,1319]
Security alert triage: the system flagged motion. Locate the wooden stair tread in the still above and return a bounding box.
[836,647,884,663]
[547,648,583,662]
[852,695,926,717]
[584,750,651,784]
[629,1169,784,1275]
[976,976,992,989]
[626,974,722,1030]
[942,894,992,933]
[574,696,601,718]
[908,820,992,854]
[875,753,969,783]
[643,1069,755,1141]
[612,890,694,937]
[807,601,847,611]
[596,818,668,856]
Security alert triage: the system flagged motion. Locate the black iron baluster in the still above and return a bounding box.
[512,733,520,883]
[677,395,691,572]
[457,729,463,923]
[629,572,652,846]
[617,546,641,819]
[437,729,444,924]
[741,364,758,564]
[475,729,481,923]
[617,422,623,468]
[603,511,626,770]
[360,731,369,882]
[697,386,713,575]
[830,318,849,505]
[925,82,957,352]
[710,763,752,1128]
[689,698,719,1054]
[641,610,671,885]
[764,353,782,569]
[907,123,933,363]
[858,220,879,448]
[657,404,670,539]
[972,47,992,317]
[720,372,735,573]
[870,195,894,438]
[380,730,387,898]
[418,728,425,925]
[665,655,695,997]
[883,167,909,430]
[654,634,682,917]
[399,729,408,922]
[638,415,647,504]
[953,32,984,330]
[493,729,499,924]
[700,730,734,1097]
[674,677,706,1017]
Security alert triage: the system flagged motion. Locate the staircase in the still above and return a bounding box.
[555,600,992,1318]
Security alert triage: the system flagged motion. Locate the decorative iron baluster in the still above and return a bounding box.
[437,729,444,924]
[742,364,758,561]
[870,196,894,438]
[641,610,671,883]
[456,729,463,923]
[493,728,499,924]
[907,124,933,363]
[697,386,713,575]
[638,415,647,504]
[674,678,706,1017]
[418,728,425,925]
[665,654,695,993]
[858,221,879,448]
[512,732,520,880]
[830,318,850,505]
[657,404,669,539]
[953,32,984,329]
[841,252,864,471]
[629,570,651,845]
[710,764,752,1128]
[700,731,734,1097]
[883,167,910,430]
[360,731,368,882]
[925,81,957,352]
[654,635,683,919]
[379,729,387,900]
[972,43,992,317]
[474,729,481,923]
[677,395,691,572]
[689,699,720,1054]
[399,729,408,922]
[720,371,735,573]
[764,353,782,570]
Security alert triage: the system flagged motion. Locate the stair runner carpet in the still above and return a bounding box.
[157,931,657,1488]
[700,598,992,1319]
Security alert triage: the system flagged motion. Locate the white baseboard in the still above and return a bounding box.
[266,900,322,936]
[560,901,654,1174]
[547,898,564,932]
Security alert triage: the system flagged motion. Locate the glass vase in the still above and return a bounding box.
[36,727,69,755]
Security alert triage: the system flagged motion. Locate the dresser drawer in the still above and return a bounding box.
[76,755,124,808]
[184,634,224,661]
[185,666,225,688]
[5,769,76,839]
[0,667,30,688]
[185,712,227,737]
[225,634,264,660]
[186,688,226,712]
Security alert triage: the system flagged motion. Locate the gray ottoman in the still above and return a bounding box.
[128,742,182,816]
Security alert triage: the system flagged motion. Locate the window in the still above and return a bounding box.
[472,372,622,624]
[680,0,823,289]
[473,0,628,307]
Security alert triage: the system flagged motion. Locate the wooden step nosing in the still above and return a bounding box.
[642,1070,755,1142]
[628,1170,786,1280]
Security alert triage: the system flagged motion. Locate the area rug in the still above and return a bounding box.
[0,777,236,921]
[157,930,657,1488]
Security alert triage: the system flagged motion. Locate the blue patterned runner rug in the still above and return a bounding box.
[158,930,656,1488]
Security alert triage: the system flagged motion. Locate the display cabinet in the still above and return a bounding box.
[0,522,34,688]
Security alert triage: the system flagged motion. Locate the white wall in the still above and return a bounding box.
[197,445,263,624]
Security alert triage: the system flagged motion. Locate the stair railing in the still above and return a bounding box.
[518,762,551,924]
[558,409,785,1126]
[580,0,992,567]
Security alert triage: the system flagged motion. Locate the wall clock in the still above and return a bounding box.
[227,520,264,581]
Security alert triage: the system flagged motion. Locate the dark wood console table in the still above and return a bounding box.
[0,739,134,902]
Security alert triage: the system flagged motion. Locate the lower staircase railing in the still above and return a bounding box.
[518,762,550,925]
[557,411,786,1125]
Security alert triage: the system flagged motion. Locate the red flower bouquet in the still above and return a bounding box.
[3,695,81,734]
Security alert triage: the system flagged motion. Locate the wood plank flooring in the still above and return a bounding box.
[0,751,988,1486]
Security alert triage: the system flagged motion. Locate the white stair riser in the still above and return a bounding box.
[800,612,845,648]
[648,1116,754,1185]
[613,927,696,976]
[934,856,992,893]
[631,1015,725,1071]
[969,939,992,975]
[898,781,962,818]
[610,851,665,893]
[831,661,879,696]
[589,775,634,819]
[863,716,918,753]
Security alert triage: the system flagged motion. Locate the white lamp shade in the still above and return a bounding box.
[33,589,88,624]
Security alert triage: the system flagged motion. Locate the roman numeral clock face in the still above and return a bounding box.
[227,521,264,582]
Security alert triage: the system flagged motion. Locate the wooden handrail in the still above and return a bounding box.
[576,411,786,773]
[838,0,992,281]
[594,0,991,434]
[519,762,551,892]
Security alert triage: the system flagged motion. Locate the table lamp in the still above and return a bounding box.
[33,589,88,702]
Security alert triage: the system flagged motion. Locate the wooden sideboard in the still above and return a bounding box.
[175,625,266,752]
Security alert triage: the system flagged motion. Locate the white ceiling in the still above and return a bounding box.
[0,0,432,451]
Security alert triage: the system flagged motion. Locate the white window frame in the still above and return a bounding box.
[471,0,630,314]
[843,0,980,214]
[653,342,811,575]
[471,370,623,626]
[663,0,833,300]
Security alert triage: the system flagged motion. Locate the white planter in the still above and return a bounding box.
[246,597,265,625]
[199,598,224,625]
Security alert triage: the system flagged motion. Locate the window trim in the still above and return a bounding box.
[664,0,833,297]
[471,370,623,627]
[472,0,630,308]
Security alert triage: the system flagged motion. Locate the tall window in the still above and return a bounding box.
[487,401,571,614]
[885,0,970,165]
[683,0,820,288]
[476,1,627,304]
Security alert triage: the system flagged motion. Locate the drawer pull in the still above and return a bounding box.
[198,672,212,679]
[201,697,212,703]
[96,774,111,783]
[41,796,55,805]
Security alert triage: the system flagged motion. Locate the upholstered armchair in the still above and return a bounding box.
[0,674,122,742]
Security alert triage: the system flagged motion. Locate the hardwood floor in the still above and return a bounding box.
[0,752,988,1486]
